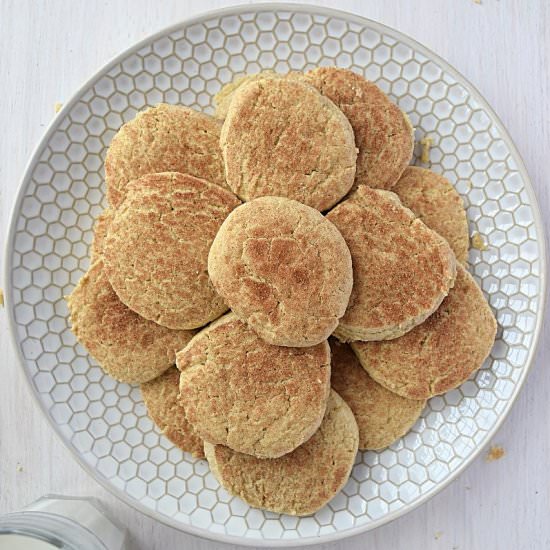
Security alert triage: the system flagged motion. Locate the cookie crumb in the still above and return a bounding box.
[473,0,481,4]
[54,102,63,113]
[420,136,433,164]
[0,288,4,307]
[485,444,505,462]
[471,232,488,250]
[434,531,443,540]
[16,463,23,472]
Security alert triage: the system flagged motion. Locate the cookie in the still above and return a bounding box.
[66,260,194,384]
[89,208,114,262]
[176,313,331,459]
[214,70,280,119]
[204,390,358,516]
[330,339,425,450]
[305,67,414,191]
[220,77,357,211]
[393,167,469,263]
[102,172,240,330]
[208,196,353,347]
[327,186,456,342]
[351,264,497,400]
[141,367,204,458]
[105,104,226,207]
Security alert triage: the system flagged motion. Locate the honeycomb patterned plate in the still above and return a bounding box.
[4,4,546,546]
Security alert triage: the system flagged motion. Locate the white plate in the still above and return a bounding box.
[4,4,546,546]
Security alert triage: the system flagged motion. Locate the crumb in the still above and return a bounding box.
[419,136,433,164]
[434,531,443,540]
[16,463,23,472]
[466,180,472,190]
[0,288,3,307]
[473,0,481,4]
[54,102,63,113]
[485,445,505,462]
[471,232,488,251]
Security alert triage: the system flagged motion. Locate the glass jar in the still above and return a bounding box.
[0,495,127,550]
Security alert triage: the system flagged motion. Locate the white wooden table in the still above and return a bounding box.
[1,1,548,549]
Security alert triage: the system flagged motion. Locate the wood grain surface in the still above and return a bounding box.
[0,1,548,549]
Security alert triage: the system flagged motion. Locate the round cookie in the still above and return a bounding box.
[141,367,204,458]
[330,339,425,450]
[305,67,414,191]
[89,207,114,263]
[176,313,331,459]
[204,390,359,516]
[102,172,241,330]
[66,260,194,384]
[208,196,353,347]
[220,77,357,211]
[105,104,226,207]
[326,185,457,342]
[393,167,469,263]
[351,264,497,400]
[214,70,279,120]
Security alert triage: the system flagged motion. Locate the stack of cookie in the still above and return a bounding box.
[67,67,497,516]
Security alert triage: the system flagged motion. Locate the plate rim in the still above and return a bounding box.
[4,2,547,547]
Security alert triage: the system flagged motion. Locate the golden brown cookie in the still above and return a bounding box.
[351,264,497,400]
[176,313,331,459]
[305,67,414,191]
[141,367,204,458]
[102,172,240,330]
[214,70,280,119]
[208,196,353,347]
[66,260,194,384]
[220,77,357,211]
[326,185,456,342]
[393,167,469,263]
[204,390,358,516]
[90,208,114,262]
[330,339,425,450]
[105,104,226,207]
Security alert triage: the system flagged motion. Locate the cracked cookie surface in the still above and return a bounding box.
[208,196,353,347]
[90,207,114,263]
[105,103,226,207]
[327,185,457,342]
[330,339,425,450]
[141,367,204,458]
[305,67,414,191]
[220,77,357,211]
[393,167,469,263]
[103,172,241,330]
[176,313,331,459]
[66,260,195,384]
[203,390,358,515]
[351,264,497,400]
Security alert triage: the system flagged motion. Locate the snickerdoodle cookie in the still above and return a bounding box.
[330,339,425,450]
[393,167,469,263]
[66,260,194,384]
[203,390,358,516]
[305,67,414,191]
[105,104,226,207]
[326,185,456,342]
[89,208,114,262]
[208,196,353,347]
[141,367,204,458]
[102,172,240,330]
[176,313,331,459]
[220,77,357,211]
[351,264,497,400]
